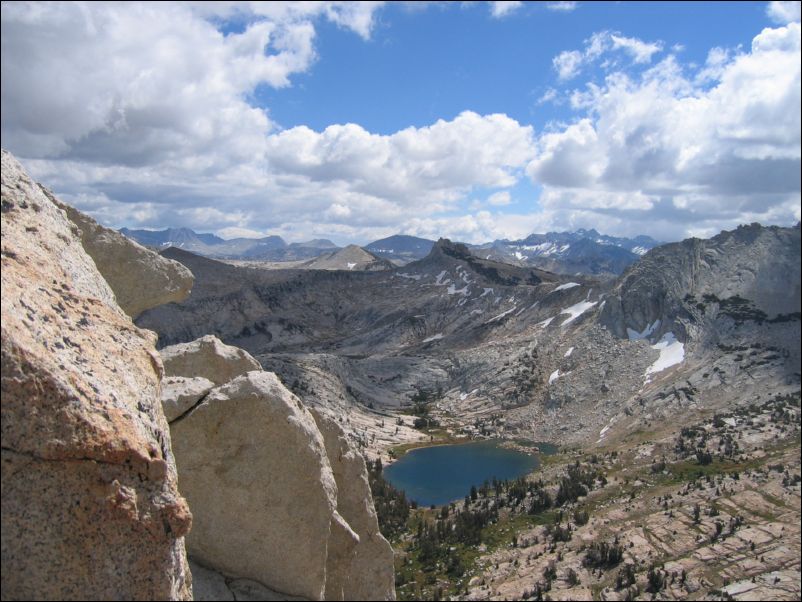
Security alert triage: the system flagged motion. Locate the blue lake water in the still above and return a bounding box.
[383,440,543,507]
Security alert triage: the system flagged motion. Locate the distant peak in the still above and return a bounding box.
[433,238,473,260]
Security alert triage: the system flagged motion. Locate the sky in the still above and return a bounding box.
[1,1,800,245]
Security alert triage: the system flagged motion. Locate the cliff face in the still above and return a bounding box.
[1,149,194,599]
[1,149,396,601]
[600,223,802,342]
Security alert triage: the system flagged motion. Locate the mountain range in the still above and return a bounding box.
[121,226,662,276]
[119,227,337,261]
[137,222,800,446]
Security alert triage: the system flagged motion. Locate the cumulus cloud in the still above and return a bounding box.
[553,30,663,80]
[531,22,802,239]
[766,1,801,24]
[489,2,523,18]
[264,111,534,210]
[2,2,799,245]
[609,34,663,63]
[553,50,585,81]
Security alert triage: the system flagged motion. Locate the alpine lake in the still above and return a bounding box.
[384,439,557,507]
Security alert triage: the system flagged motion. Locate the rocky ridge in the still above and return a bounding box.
[1,149,193,600]
[301,244,395,271]
[136,223,800,470]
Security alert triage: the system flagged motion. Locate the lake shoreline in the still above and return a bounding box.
[383,439,550,507]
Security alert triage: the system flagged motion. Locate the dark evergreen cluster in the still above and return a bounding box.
[367,458,411,539]
[556,461,605,505]
[582,536,624,569]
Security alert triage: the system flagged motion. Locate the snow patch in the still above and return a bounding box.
[548,370,561,384]
[553,282,580,292]
[538,316,555,328]
[422,333,444,343]
[480,288,494,298]
[447,283,469,295]
[564,347,574,357]
[627,319,660,341]
[346,262,356,270]
[560,300,598,326]
[514,251,526,260]
[644,333,685,379]
[470,309,484,315]
[435,270,450,285]
[596,416,619,443]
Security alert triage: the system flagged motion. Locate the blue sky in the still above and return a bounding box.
[2,1,800,244]
[263,2,767,133]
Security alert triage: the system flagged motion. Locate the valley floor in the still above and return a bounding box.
[375,392,801,601]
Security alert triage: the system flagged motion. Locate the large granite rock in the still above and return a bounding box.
[162,376,215,422]
[161,335,262,385]
[312,410,396,601]
[1,149,192,599]
[169,371,347,600]
[40,187,194,319]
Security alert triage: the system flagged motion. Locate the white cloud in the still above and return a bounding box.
[217,226,270,239]
[553,50,584,81]
[537,87,559,105]
[2,3,799,245]
[767,1,801,24]
[264,111,534,208]
[488,191,512,206]
[325,203,353,219]
[546,2,578,12]
[531,22,802,239]
[0,2,387,162]
[489,1,523,18]
[610,34,663,63]
[552,30,663,80]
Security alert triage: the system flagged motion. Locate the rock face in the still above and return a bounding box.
[161,335,262,385]
[600,223,801,341]
[169,370,345,600]
[312,410,396,601]
[163,338,397,600]
[161,376,215,422]
[1,149,192,599]
[43,189,194,319]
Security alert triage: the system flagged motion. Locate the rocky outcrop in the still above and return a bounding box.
[312,410,396,601]
[162,337,396,600]
[169,370,348,600]
[41,188,194,319]
[162,376,215,422]
[161,335,262,385]
[1,149,192,599]
[301,244,394,271]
